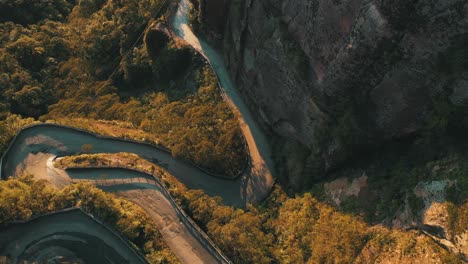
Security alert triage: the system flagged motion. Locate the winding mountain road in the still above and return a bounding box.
[0,0,275,263]
[173,0,275,204]
[0,209,147,263]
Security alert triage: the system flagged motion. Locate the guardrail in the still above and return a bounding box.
[0,122,244,181]
[168,0,251,179]
[0,124,233,263]
[66,166,232,264]
[1,207,148,264]
[0,0,250,181]
[183,33,278,206]
[0,2,258,264]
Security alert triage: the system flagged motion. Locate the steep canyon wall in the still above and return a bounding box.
[200,0,468,189]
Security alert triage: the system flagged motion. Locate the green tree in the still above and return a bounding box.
[6,36,46,71]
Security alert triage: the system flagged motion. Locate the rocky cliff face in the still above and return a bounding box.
[201,0,468,189]
[189,0,228,41]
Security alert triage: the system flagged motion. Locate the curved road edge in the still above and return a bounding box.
[172,0,276,205]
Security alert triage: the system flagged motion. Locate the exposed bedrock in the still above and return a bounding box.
[196,0,468,190]
[190,0,229,37]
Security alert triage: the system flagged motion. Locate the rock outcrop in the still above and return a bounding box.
[190,0,228,39]
[200,0,468,189]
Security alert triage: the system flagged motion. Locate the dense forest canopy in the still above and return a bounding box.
[0,0,166,119]
[0,1,466,264]
[0,0,75,25]
[0,0,246,176]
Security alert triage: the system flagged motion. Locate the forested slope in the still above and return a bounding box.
[0,0,246,177]
[57,152,466,264]
[0,175,179,263]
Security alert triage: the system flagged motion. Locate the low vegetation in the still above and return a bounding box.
[0,114,39,154]
[57,153,463,264]
[0,175,179,263]
[1,1,465,263]
[184,187,460,264]
[0,0,246,177]
[306,147,468,232]
[446,202,468,240]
